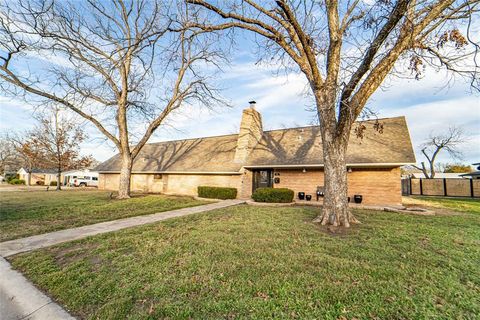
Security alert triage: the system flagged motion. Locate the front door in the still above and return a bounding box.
[253,169,273,192]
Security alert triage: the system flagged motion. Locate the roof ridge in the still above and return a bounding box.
[262,116,405,133]
[144,116,406,146]
[145,132,239,146]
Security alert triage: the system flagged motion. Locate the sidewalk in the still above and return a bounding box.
[0,257,75,320]
[0,199,245,257]
[0,199,245,319]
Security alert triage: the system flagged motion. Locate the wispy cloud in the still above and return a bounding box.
[2,57,479,164]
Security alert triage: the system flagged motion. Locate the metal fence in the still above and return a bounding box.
[402,178,480,198]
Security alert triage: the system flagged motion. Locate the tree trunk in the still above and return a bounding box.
[56,168,62,191]
[311,87,359,227]
[117,153,132,199]
[429,160,435,179]
[313,139,358,227]
[420,162,430,179]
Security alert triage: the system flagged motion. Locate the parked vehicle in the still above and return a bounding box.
[70,175,99,187]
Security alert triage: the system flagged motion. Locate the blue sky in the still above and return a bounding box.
[1,40,479,167]
[1,55,479,166]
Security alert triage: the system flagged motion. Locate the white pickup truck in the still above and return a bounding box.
[70,175,99,187]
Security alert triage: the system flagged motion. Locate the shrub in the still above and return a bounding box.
[36,181,45,186]
[198,186,237,200]
[252,187,294,203]
[50,181,58,186]
[9,178,25,185]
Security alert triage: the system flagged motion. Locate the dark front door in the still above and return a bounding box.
[253,169,273,192]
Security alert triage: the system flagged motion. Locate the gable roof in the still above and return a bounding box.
[96,116,415,173]
[246,116,415,167]
[17,167,58,174]
[97,134,242,173]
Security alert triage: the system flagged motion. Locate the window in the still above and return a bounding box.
[92,177,98,181]
[153,174,162,180]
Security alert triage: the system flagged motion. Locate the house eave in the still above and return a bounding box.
[243,162,415,169]
[98,163,414,174]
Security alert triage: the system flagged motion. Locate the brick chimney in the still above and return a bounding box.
[234,101,263,163]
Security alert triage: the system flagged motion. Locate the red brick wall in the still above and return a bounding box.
[99,167,403,205]
[272,167,402,205]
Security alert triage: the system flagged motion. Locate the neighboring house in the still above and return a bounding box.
[96,103,416,205]
[63,169,99,186]
[17,167,59,185]
[460,162,480,179]
[411,172,468,179]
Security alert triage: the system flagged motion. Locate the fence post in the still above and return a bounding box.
[443,178,447,196]
[470,179,474,198]
[419,178,423,195]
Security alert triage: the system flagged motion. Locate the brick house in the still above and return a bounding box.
[17,167,59,185]
[96,103,416,205]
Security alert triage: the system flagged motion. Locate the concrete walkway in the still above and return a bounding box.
[0,199,245,257]
[0,257,76,320]
[0,199,245,319]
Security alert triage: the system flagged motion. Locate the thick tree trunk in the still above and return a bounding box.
[117,154,132,199]
[312,89,359,228]
[313,141,358,227]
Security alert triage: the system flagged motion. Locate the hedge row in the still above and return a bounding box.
[8,178,25,185]
[198,186,237,200]
[252,187,294,203]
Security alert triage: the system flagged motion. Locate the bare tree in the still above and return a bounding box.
[8,132,47,186]
[0,0,226,198]
[0,134,18,175]
[414,126,466,178]
[187,0,480,226]
[28,107,93,190]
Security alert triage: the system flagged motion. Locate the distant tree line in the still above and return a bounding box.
[1,107,95,189]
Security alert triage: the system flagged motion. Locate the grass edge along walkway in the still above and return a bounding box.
[0,199,245,257]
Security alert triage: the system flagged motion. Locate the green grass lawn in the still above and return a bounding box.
[9,198,480,319]
[403,195,480,213]
[0,190,206,241]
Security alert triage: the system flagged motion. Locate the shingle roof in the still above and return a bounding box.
[96,134,242,173]
[247,116,415,166]
[30,168,58,174]
[460,171,480,177]
[96,116,415,173]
